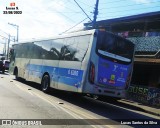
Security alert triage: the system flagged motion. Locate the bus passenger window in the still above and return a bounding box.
[62,37,78,61]
[76,35,90,61]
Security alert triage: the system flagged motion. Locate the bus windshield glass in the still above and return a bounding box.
[96,31,134,63]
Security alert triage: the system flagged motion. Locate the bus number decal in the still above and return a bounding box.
[68,69,79,76]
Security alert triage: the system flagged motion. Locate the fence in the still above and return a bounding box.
[126,85,160,107]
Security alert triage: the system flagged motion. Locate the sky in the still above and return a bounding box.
[0,0,160,54]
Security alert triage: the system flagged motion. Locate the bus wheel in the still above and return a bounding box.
[15,68,19,81]
[41,75,50,93]
[2,69,5,74]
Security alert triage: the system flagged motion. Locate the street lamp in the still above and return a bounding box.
[8,22,19,42]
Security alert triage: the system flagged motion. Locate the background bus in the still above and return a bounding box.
[9,29,135,99]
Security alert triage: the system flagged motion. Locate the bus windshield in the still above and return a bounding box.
[96,31,134,63]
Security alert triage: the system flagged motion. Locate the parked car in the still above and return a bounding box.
[3,60,10,70]
[0,60,5,74]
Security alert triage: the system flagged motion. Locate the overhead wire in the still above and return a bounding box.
[0,35,15,42]
[26,0,94,26]
[97,5,160,19]
[75,0,95,8]
[66,0,94,18]
[59,17,88,35]
[73,0,92,22]
[97,11,159,20]
[0,35,8,40]
[56,0,78,12]
[46,0,80,23]
[0,29,9,36]
[34,0,93,23]
[59,0,95,34]
[99,0,128,4]
[99,1,160,11]
[16,0,94,33]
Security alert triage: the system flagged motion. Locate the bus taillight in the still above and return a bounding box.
[89,62,95,84]
[125,72,131,90]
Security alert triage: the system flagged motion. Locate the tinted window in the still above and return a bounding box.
[32,42,42,59]
[76,35,90,61]
[22,43,29,58]
[51,39,65,60]
[0,61,3,65]
[26,43,34,58]
[12,35,91,61]
[40,40,52,60]
[61,37,78,61]
[97,31,134,62]
[58,35,90,61]
[15,44,22,58]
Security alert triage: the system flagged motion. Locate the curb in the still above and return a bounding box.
[120,99,160,117]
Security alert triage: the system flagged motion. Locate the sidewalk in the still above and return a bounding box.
[120,99,160,117]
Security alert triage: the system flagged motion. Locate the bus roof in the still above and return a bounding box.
[14,29,96,45]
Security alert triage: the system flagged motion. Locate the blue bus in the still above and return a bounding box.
[9,29,135,99]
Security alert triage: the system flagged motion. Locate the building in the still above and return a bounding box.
[84,11,160,88]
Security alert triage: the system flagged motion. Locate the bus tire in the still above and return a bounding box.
[41,74,50,93]
[2,69,5,74]
[15,68,20,81]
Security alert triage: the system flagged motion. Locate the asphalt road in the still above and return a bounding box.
[0,72,159,128]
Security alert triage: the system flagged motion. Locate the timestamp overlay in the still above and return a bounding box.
[2,2,22,15]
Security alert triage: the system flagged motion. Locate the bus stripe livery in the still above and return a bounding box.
[27,64,84,88]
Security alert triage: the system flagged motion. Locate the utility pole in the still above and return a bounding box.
[93,0,99,27]
[8,23,19,42]
[7,34,10,60]
[3,40,6,57]
[4,42,6,56]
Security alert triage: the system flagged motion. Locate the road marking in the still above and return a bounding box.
[30,92,104,128]
[12,82,114,128]
[13,82,62,111]
[31,91,61,111]
[61,105,115,128]
[6,76,127,128]
[19,88,107,127]
[28,91,34,96]
[14,83,28,92]
[32,93,104,128]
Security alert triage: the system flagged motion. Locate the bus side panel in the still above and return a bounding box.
[57,61,82,92]
[20,58,30,79]
[82,46,99,94]
[80,33,96,93]
[14,58,21,76]
[15,58,29,79]
[42,60,59,89]
[27,59,43,84]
